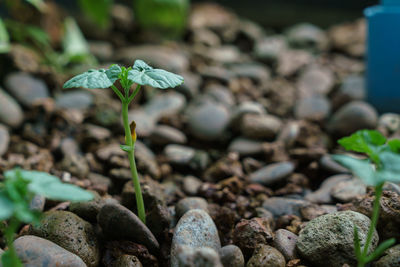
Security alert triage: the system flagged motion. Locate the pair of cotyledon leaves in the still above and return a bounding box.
[63,60,184,90]
[0,169,93,220]
[332,130,400,186]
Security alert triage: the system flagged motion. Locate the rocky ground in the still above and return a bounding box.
[0,2,400,267]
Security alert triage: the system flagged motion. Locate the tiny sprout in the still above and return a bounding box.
[333,129,399,267]
[0,168,93,266]
[63,60,184,223]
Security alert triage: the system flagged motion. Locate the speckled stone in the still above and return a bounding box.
[247,244,285,267]
[296,211,378,267]
[175,197,209,220]
[13,235,86,267]
[220,245,245,267]
[171,209,221,267]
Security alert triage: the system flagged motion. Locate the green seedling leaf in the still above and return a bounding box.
[78,0,112,29]
[0,19,10,53]
[365,238,396,262]
[64,69,114,89]
[106,64,122,83]
[120,145,133,152]
[338,130,386,164]
[29,182,93,202]
[376,151,400,183]
[388,139,400,153]
[332,155,379,186]
[0,192,14,220]
[128,60,184,89]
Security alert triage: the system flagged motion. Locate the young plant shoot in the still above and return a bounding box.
[333,129,400,267]
[63,60,184,223]
[0,168,93,266]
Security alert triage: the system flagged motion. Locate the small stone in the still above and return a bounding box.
[286,23,328,51]
[187,100,231,140]
[273,229,298,261]
[204,84,235,107]
[175,197,208,220]
[29,195,45,212]
[144,92,186,119]
[262,197,309,218]
[240,114,282,140]
[114,255,143,267]
[247,244,285,267]
[231,101,266,126]
[176,72,201,99]
[5,72,49,106]
[149,125,187,145]
[0,89,24,128]
[297,66,335,97]
[253,36,287,64]
[164,144,195,165]
[332,75,365,108]
[177,246,223,267]
[228,137,264,156]
[220,245,245,267]
[14,235,86,267]
[98,203,160,253]
[60,153,90,179]
[277,49,312,77]
[88,41,113,61]
[171,209,221,267]
[294,96,331,121]
[331,178,366,202]
[0,124,9,157]
[229,63,271,85]
[328,19,365,57]
[55,91,93,109]
[373,244,400,267]
[29,211,100,267]
[182,176,203,195]
[296,211,378,267]
[379,113,400,133]
[233,217,273,257]
[249,162,295,186]
[305,174,352,204]
[328,101,378,137]
[69,191,105,222]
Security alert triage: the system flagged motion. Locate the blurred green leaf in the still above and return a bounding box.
[29,182,93,202]
[63,17,90,58]
[365,238,396,262]
[0,19,10,53]
[338,130,386,164]
[388,139,400,153]
[63,69,114,89]
[0,192,14,220]
[332,155,378,186]
[78,0,112,29]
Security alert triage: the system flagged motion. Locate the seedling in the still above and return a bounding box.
[0,168,93,266]
[63,60,184,223]
[333,130,400,267]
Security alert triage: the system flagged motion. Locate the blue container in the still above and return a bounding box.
[365,0,400,113]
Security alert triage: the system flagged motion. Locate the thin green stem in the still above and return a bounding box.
[111,85,125,101]
[2,217,22,267]
[127,84,141,104]
[121,100,146,223]
[362,182,384,257]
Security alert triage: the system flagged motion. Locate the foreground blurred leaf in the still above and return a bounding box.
[0,19,10,53]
